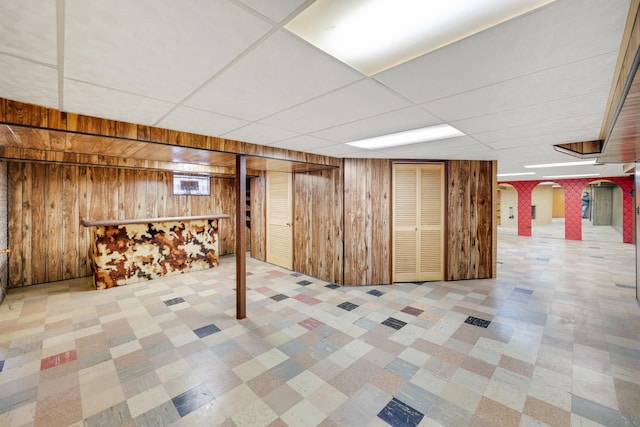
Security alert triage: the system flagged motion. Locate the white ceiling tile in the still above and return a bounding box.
[383,147,497,160]
[537,165,609,177]
[156,106,248,137]
[375,0,629,104]
[0,0,631,180]
[308,143,370,157]
[452,91,609,135]
[486,127,601,150]
[474,113,603,146]
[64,0,272,102]
[259,79,412,133]
[185,30,361,121]
[0,0,58,65]
[494,145,589,164]
[357,150,411,159]
[0,54,58,108]
[493,147,553,162]
[222,123,300,145]
[391,135,480,150]
[64,80,174,125]
[311,106,441,143]
[422,53,617,122]
[268,135,335,151]
[597,164,629,178]
[377,136,491,158]
[236,0,308,23]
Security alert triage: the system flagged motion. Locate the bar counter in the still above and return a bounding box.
[81,214,229,289]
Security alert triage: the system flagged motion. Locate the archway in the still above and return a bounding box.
[498,176,632,243]
[497,183,518,237]
[581,180,624,243]
[530,182,565,240]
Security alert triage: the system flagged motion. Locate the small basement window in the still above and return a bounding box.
[173,174,210,196]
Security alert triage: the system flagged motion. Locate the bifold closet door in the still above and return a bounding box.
[266,171,293,269]
[393,163,444,282]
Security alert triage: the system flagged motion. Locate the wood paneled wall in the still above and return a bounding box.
[1,99,497,287]
[8,163,235,287]
[249,172,267,262]
[0,162,7,304]
[446,160,495,280]
[293,168,344,284]
[343,158,392,285]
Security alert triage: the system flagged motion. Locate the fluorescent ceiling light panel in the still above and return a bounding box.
[285,0,556,75]
[346,124,464,150]
[524,159,597,168]
[542,173,600,179]
[497,172,536,177]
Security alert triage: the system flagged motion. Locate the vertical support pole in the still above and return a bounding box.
[491,160,498,278]
[236,155,246,319]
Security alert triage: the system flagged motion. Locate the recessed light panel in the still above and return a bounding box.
[542,173,600,179]
[285,0,556,75]
[524,159,597,168]
[346,124,464,150]
[497,172,536,177]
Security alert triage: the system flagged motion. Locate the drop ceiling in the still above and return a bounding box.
[0,0,632,181]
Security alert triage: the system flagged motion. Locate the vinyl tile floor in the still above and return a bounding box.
[499,218,623,243]
[0,235,639,427]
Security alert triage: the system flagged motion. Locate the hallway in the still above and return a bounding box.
[499,218,624,243]
[0,235,638,426]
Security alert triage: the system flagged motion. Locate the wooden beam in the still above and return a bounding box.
[235,155,247,319]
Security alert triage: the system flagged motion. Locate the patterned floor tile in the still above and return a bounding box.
[0,235,638,425]
[163,297,185,307]
[377,397,424,427]
[464,316,491,328]
[382,317,407,330]
[367,290,385,297]
[297,280,313,286]
[337,302,359,311]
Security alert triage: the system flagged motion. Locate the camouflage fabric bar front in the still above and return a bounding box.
[90,218,221,289]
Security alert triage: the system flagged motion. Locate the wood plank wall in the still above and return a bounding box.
[1,99,497,286]
[0,161,8,304]
[343,158,392,285]
[491,161,498,279]
[8,163,235,287]
[249,172,267,262]
[293,168,344,284]
[446,160,495,280]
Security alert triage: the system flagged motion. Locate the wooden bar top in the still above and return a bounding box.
[81,214,230,227]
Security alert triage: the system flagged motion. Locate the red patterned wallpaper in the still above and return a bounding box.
[500,177,633,243]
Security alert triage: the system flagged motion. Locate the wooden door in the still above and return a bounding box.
[419,165,445,280]
[393,165,419,282]
[552,187,565,218]
[393,163,444,282]
[266,171,293,269]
